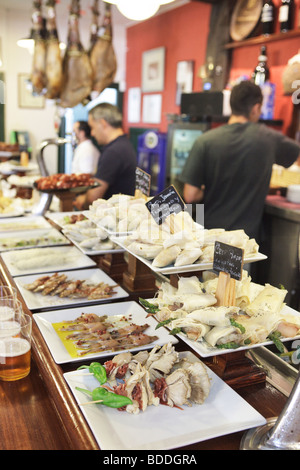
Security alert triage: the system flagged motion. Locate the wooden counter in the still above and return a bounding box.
[0,257,289,451]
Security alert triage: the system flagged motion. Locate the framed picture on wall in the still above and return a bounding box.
[18,73,45,109]
[176,60,194,106]
[142,94,162,124]
[142,47,165,93]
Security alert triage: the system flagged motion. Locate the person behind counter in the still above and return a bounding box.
[72,120,100,175]
[74,103,137,209]
[180,80,300,242]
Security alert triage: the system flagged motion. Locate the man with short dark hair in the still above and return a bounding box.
[72,120,100,175]
[180,80,300,241]
[74,103,137,208]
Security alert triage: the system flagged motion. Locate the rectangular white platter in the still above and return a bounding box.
[0,228,70,252]
[64,232,125,256]
[111,235,267,275]
[0,215,52,232]
[156,304,300,358]
[63,350,266,450]
[34,301,178,364]
[14,268,129,311]
[46,211,86,228]
[1,245,96,276]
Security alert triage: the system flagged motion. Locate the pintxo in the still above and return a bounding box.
[213,241,244,307]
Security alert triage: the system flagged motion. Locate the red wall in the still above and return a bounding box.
[228,0,300,135]
[124,2,212,133]
[124,1,300,136]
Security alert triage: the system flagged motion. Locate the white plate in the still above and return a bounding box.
[83,211,133,237]
[0,209,24,218]
[111,236,267,274]
[156,304,300,358]
[65,233,125,256]
[14,268,129,311]
[34,301,177,364]
[0,215,52,232]
[0,228,70,252]
[1,245,96,276]
[46,211,87,228]
[63,350,266,450]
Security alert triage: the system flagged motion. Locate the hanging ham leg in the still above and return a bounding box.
[31,0,47,95]
[90,2,117,94]
[45,0,63,99]
[89,0,100,54]
[59,0,93,108]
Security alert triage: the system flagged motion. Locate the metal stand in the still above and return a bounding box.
[241,369,300,450]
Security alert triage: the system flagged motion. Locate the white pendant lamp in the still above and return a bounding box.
[116,0,161,21]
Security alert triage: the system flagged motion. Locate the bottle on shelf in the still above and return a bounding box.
[252,45,270,87]
[279,0,294,32]
[261,0,275,35]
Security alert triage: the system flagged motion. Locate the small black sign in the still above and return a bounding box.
[213,241,244,281]
[135,167,151,197]
[145,185,186,225]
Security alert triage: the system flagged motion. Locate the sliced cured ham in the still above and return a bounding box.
[59,0,93,108]
[90,2,117,94]
[30,0,47,94]
[45,0,63,99]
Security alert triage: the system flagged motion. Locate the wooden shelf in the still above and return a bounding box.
[224,28,300,49]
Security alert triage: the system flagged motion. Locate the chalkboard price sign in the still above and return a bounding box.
[213,241,244,281]
[135,167,151,197]
[145,185,185,225]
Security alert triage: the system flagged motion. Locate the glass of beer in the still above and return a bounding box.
[0,309,32,382]
[0,285,17,300]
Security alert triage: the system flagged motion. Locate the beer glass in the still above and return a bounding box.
[0,297,22,322]
[0,285,17,300]
[0,308,32,381]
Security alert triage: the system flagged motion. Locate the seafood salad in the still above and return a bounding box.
[54,312,159,356]
[23,272,117,301]
[142,272,300,352]
[76,343,211,414]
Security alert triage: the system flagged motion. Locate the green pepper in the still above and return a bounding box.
[77,362,107,385]
[216,342,241,350]
[139,298,159,314]
[76,386,133,408]
[155,318,176,330]
[268,331,285,354]
[169,327,182,336]
[230,318,246,334]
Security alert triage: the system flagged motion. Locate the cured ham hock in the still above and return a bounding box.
[30,0,47,94]
[59,0,93,108]
[90,2,117,94]
[45,0,63,99]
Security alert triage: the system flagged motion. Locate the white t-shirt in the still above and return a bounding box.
[71,139,100,175]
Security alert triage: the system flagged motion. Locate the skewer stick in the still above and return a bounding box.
[164,212,183,235]
[134,189,148,200]
[80,399,104,406]
[215,271,236,307]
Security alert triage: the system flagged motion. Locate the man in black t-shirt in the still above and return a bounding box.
[74,103,137,208]
[180,81,300,241]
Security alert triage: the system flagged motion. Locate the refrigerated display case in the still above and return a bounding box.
[166,121,209,196]
[137,130,167,195]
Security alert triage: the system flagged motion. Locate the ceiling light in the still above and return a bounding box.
[116,0,161,21]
